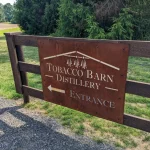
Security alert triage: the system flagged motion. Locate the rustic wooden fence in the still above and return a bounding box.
[5,32,150,132]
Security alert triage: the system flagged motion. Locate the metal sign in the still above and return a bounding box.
[38,38,129,124]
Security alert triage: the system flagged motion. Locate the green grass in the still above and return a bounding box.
[0,27,150,149]
[143,136,150,142]
[0,33,21,98]
[0,28,21,36]
[0,22,11,24]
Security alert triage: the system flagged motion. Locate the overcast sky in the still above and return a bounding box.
[0,0,16,5]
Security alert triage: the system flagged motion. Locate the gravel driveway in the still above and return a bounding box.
[0,97,117,150]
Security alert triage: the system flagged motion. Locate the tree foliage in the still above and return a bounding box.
[42,0,59,34]
[126,0,150,40]
[3,3,13,22]
[15,0,59,35]
[108,8,134,40]
[55,0,89,37]
[86,14,106,39]
[0,3,15,23]
[14,0,150,40]
[0,3,5,22]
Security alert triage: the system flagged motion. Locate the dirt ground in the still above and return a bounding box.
[0,23,18,30]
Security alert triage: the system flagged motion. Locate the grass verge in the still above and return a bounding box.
[0,28,21,36]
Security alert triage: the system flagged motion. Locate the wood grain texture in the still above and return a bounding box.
[4,32,22,36]
[18,61,41,74]
[16,46,29,103]
[5,34,22,94]
[120,40,150,58]
[126,80,150,98]
[17,61,150,98]
[14,35,38,47]
[123,114,150,132]
[22,85,150,132]
[13,34,150,58]
[22,85,44,100]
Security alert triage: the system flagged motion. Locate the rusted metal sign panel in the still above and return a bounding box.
[38,38,129,124]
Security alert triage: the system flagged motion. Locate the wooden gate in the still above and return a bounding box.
[5,32,150,132]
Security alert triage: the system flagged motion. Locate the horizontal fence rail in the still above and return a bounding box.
[18,61,41,74]
[123,114,150,132]
[5,33,150,133]
[21,84,150,133]
[13,34,150,58]
[23,85,44,100]
[18,61,150,98]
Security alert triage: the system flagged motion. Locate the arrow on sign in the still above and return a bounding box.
[48,85,65,94]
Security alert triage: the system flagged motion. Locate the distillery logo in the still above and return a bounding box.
[43,51,120,94]
[44,51,120,70]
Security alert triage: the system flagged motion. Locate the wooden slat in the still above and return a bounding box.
[5,32,22,36]
[16,46,29,103]
[5,34,22,94]
[14,35,38,47]
[18,61,150,98]
[123,114,150,132]
[22,85,150,132]
[126,80,150,98]
[22,85,44,99]
[14,35,120,47]
[120,40,150,58]
[13,34,150,58]
[18,61,41,74]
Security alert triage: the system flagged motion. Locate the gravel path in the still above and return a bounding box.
[0,97,117,150]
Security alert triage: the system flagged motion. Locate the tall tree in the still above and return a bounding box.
[42,0,59,34]
[56,0,90,37]
[3,3,13,22]
[15,0,59,35]
[13,0,150,40]
[0,3,5,22]
[126,0,150,40]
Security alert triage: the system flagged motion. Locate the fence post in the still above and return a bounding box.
[16,45,29,103]
[5,33,22,93]
[5,33,29,103]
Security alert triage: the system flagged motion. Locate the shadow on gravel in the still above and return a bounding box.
[0,105,115,150]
